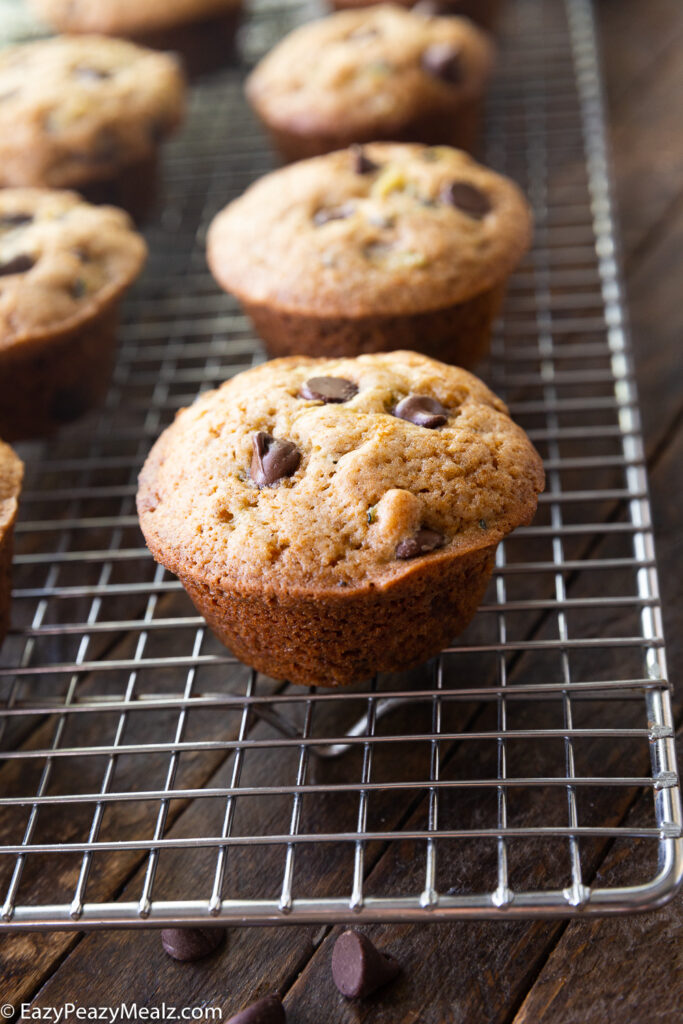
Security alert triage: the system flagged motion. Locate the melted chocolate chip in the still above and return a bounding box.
[299,377,358,403]
[250,432,301,488]
[161,927,225,962]
[393,394,449,428]
[313,203,354,226]
[331,930,401,999]
[0,212,33,227]
[441,181,491,219]
[421,42,463,85]
[396,528,445,560]
[0,254,35,277]
[226,996,285,1024]
[351,144,379,175]
[70,278,87,299]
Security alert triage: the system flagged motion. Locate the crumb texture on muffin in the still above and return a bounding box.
[0,440,23,538]
[29,0,241,34]
[0,439,23,643]
[246,6,493,137]
[208,143,532,318]
[0,189,146,345]
[0,35,185,188]
[138,351,544,596]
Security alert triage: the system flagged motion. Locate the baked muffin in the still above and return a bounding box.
[330,0,506,33]
[0,35,185,220]
[0,189,147,440]
[28,0,242,78]
[0,440,23,648]
[137,351,544,686]
[246,6,494,162]
[207,143,532,367]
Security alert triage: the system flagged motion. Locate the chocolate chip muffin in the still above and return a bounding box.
[246,5,494,162]
[207,143,532,367]
[0,189,147,440]
[29,0,242,78]
[0,35,185,219]
[0,440,23,648]
[330,0,506,33]
[137,351,544,686]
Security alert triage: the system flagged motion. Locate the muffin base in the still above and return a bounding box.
[0,507,17,647]
[262,95,483,164]
[178,543,497,686]
[78,154,160,224]
[241,281,506,368]
[131,9,242,78]
[0,305,120,441]
[329,0,505,31]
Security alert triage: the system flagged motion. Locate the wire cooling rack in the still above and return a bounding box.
[0,0,680,931]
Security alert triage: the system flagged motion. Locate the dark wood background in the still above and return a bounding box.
[1,0,681,1019]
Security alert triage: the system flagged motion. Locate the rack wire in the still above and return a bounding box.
[0,0,680,930]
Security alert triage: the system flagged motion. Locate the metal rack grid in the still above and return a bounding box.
[0,0,681,930]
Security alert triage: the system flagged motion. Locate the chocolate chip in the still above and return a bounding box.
[421,42,463,85]
[161,927,225,962]
[396,528,445,560]
[250,432,301,488]
[351,144,378,175]
[0,213,33,227]
[331,930,401,999]
[441,181,491,219]
[393,394,449,428]
[313,203,354,226]
[299,377,358,403]
[73,66,111,81]
[0,254,35,276]
[70,277,87,299]
[226,996,285,1024]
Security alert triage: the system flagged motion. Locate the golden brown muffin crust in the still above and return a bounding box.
[29,0,241,34]
[0,189,147,348]
[0,440,23,541]
[138,352,544,597]
[207,143,532,318]
[246,6,494,139]
[0,36,185,189]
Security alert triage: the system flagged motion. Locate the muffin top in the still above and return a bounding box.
[246,6,494,136]
[0,439,23,542]
[137,352,544,595]
[0,35,185,188]
[0,189,146,347]
[333,0,477,11]
[208,143,532,317]
[29,0,241,35]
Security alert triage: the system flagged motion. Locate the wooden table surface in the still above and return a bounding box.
[1,0,682,1019]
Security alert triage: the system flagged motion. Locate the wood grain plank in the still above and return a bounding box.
[512,739,683,1024]
[597,0,683,111]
